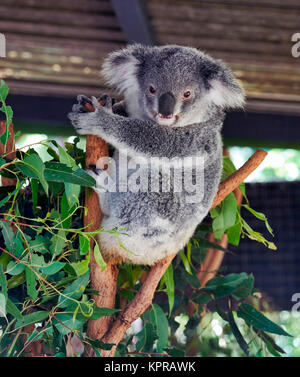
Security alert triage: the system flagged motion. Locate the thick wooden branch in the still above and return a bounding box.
[83,122,119,355]
[101,254,176,356]
[0,121,17,187]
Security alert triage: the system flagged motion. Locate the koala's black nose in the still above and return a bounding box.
[158,92,175,118]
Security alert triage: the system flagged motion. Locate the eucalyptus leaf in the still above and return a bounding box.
[15,311,49,330]
[164,264,174,315]
[150,304,169,353]
[228,311,249,356]
[6,298,23,320]
[237,303,292,337]
[25,266,38,300]
[57,270,90,308]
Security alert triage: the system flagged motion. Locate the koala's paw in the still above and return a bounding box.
[68,95,98,135]
[68,93,114,135]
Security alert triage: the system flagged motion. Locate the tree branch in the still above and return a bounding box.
[211,149,267,208]
[84,124,119,355]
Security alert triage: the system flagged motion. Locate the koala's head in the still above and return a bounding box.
[102,44,245,127]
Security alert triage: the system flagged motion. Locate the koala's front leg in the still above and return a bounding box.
[69,94,215,160]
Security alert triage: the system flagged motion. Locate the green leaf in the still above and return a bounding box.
[89,306,120,320]
[226,219,242,246]
[86,337,114,351]
[6,298,23,320]
[60,192,72,229]
[232,274,254,300]
[253,328,285,356]
[241,219,277,250]
[150,304,169,353]
[222,156,236,176]
[165,347,185,357]
[0,92,13,144]
[0,264,7,299]
[243,205,274,236]
[56,144,81,207]
[237,303,292,337]
[57,270,90,308]
[29,235,50,254]
[136,323,157,352]
[56,143,78,170]
[94,243,106,271]
[52,313,82,335]
[211,192,237,240]
[31,178,38,213]
[6,259,26,275]
[1,222,15,253]
[40,261,66,275]
[164,264,174,315]
[79,235,90,256]
[70,257,90,276]
[0,79,9,102]
[205,273,249,299]
[0,292,6,317]
[0,252,10,270]
[44,162,95,187]
[179,250,192,275]
[25,266,38,300]
[7,272,26,289]
[191,291,213,306]
[17,154,48,195]
[65,183,80,208]
[228,311,249,356]
[50,230,66,256]
[15,311,49,330]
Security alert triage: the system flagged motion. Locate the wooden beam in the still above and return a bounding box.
[110,0,155,45]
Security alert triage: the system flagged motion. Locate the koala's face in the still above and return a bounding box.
[102,45,245,127]
[137,48,213,126]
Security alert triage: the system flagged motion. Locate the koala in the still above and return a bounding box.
[68,44,245,265]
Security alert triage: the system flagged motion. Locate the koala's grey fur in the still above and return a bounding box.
[68,44,245,265]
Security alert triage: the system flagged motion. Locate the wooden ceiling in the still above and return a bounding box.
[0,0,126,97]
[0,0,300,116]
[148,0,300,115]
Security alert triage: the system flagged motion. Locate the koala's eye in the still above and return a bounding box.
[149,85,156,95]
[182,90,192,100]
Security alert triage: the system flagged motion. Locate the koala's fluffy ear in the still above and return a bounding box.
[101,44,146,94]
[200,57,245,110]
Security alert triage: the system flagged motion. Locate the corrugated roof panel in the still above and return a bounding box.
[0,0,126,97]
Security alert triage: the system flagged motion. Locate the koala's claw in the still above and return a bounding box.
[71,94,93,113]
[99,94,113,110]
[88,165,103,175]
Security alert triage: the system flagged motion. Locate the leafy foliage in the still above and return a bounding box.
[0,80,291,357]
